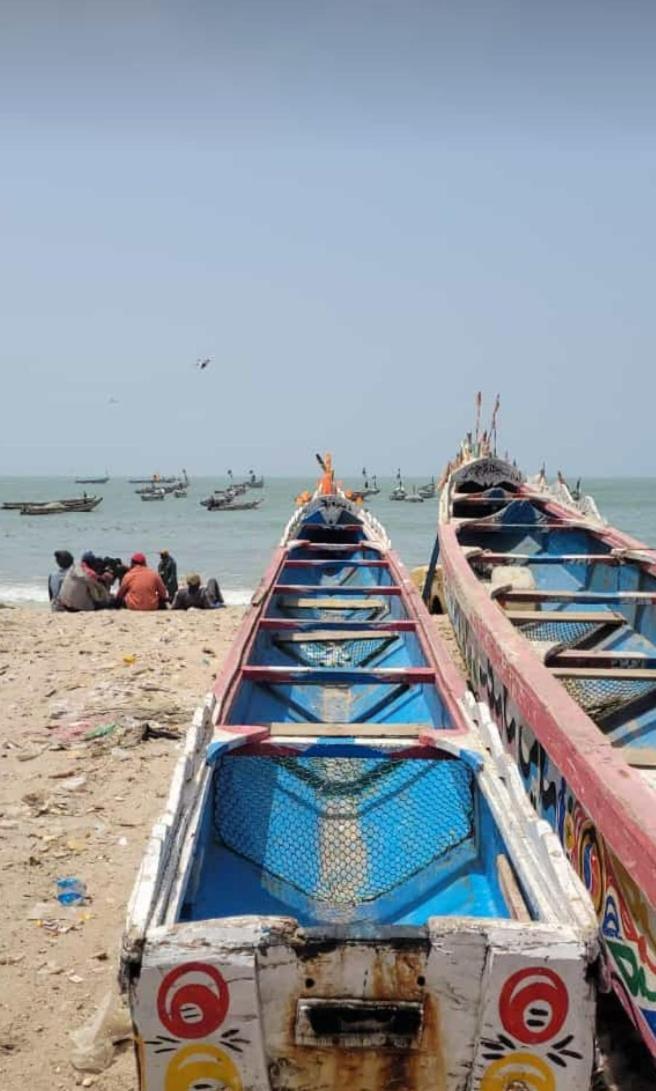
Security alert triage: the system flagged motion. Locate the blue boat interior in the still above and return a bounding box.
[180,745,516,926]
[453,489,656,756]
[178,499,539,929]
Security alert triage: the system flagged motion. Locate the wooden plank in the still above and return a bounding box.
[269,722,422,737]
[507,610,624,625]
[472,553,619,565]
[275,629,398,643]
[622,748,656,769]
[283,559,388,568]
[550,666,656,681]
[498,589,656,604]
[276,584,400,596]
[279,595,387,610]
[548,650,656,669]
[496,854,531,923]
[259,618,416,632]
[242,665,435,685]
[292,542,383,553]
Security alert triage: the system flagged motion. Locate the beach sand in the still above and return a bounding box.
[0,605,244,1090]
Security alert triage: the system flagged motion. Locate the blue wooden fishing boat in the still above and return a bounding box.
[122,456,597,1091]
[427,431,656,1065]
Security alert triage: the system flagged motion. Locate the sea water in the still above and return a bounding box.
[0,476,654,605]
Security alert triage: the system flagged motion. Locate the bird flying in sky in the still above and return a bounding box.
[196,356,212,370]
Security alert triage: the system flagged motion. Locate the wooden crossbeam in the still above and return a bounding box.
[507,610,625,626]
[458,523,585,531]
[242,666,435,685]
[279,595,388,611]
[259,618,416,632]
[472,553,619,565]
[283,559,388,568]
[275,629,398,643]
[269,722,423,737]
[547,650,656,669]
[498,589,656,605]
[622,748,656,769]
[291,542,383,553]
[276,585,400,596]
[551,667,656,681]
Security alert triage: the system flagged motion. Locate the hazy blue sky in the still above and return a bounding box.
[2,1,655,476]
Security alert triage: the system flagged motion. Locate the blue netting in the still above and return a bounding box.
[213,755,474,905]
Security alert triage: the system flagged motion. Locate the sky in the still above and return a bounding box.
[1,1,655,477]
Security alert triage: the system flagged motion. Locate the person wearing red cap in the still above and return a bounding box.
[116,553,168,611]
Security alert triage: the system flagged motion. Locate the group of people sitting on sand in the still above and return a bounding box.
[48,549,225,613]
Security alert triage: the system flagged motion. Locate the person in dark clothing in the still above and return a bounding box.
[48,550,74,607]
[172,573,213,610]
[158,550,178,601]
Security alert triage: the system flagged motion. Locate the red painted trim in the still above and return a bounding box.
[282,558,389,568]
[258,618,417,632]
[241,665,436,684]
[439,521,656,906]
[273,584,401,596]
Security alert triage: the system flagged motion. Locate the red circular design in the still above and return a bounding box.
[157,962,230,1038]
[499,967,568,1045]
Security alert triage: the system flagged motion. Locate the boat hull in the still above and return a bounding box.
[437,459,656,1060]
[123,486,597,1090]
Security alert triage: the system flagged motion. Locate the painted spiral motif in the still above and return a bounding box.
[164,1043,243,1091]
[157,962,230,1039]
[499,968,568,1045]
[480,1051,555,1091]
[574,815,606,916]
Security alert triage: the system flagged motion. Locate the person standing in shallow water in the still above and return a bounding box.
[158,550,178,602]
[48,550,74,608]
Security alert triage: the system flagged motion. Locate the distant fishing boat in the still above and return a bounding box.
[389,468,406,501]
[121,453,597,1091]
[172,488,187,498]
[75,473,109,484]
[140,490,165,502]
[406,486,424,503]
[19,496,103,515]
[205,496,262,511]
[418,476,436,499]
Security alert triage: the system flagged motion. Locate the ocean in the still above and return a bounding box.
[1,475,654,605]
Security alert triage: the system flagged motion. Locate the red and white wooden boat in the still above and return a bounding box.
[429,442,656,1061]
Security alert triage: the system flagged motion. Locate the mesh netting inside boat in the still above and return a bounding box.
[560,675,656,720]
[274,635,396,668]
[515,617,612,648]
[213,755,474,905]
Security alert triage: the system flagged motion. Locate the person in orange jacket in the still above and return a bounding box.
[116,553,168,611]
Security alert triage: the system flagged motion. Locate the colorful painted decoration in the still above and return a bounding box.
[499,967,568,1046]
[480,1051,555,1091]
[157,962,230,1039]
[164,1043,243,1091]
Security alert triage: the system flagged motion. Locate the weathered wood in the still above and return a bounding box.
[242,665,435,684]
[622,748,656,768]
[275,629,398,643]
[499,588,656,604]
[279,595,388,610]
[269,722,422,737]
[550,666,656,681]
[507,609,625,625]
[496,853,531,922]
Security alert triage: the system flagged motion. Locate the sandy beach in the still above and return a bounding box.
[0,605,244,1090]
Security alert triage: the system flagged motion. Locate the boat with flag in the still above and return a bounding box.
[424,395,656,1062]
[122,453,597,1091]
